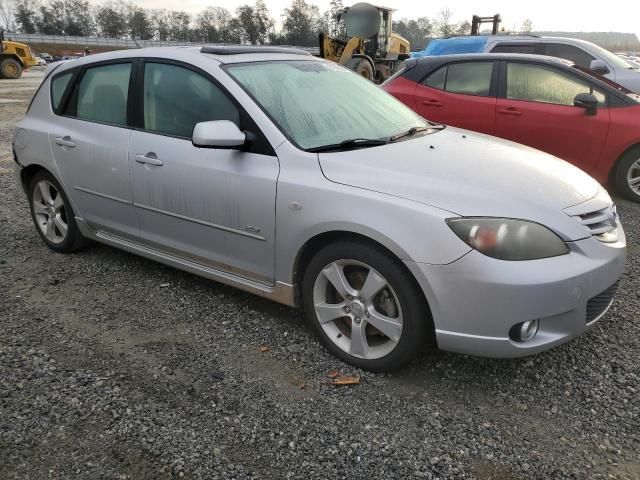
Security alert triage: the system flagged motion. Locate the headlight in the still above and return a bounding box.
[446,218,569,261]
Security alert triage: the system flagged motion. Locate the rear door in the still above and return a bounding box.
[494,61,610,174]
[129,59,280,284]
[414,61,497,134]
[47,60,138,237]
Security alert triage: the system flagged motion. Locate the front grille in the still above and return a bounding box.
[586,281,619,323]
[573,205,618,242]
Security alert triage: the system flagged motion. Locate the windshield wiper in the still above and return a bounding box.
[389,124,445,142]
[308,137,389,153]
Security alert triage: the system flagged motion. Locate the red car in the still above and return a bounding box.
[384,53,640,202]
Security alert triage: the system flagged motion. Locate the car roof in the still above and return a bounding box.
[412,53,574,67]
[50,45,319,74]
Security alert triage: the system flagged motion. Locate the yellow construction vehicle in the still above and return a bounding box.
[319,2,410,83]
[0,30,38,79]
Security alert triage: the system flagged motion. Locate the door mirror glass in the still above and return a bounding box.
[192,120,246,149]
[590,59,610,75]
[573,93,599,115]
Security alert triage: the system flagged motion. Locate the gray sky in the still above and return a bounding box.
[131,0,640,38]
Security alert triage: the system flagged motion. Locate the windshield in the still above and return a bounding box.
[586,42,635,69]
[226,60,428,151]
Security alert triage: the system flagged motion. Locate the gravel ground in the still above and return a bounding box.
[1,71,639,480]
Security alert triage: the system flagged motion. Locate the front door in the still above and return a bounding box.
[495,61,610,174]
[129,60,279,284]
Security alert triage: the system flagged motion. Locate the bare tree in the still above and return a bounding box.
[436,7,455,37]
[0,0,15,30]
[521,18,533,33]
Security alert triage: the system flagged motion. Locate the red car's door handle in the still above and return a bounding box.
[422,99,443,107]
[498,107,522,116]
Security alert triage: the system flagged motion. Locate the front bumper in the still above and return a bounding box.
[406,226,626,358]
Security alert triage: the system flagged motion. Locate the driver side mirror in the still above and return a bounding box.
[574,93,599,116]
[590,59,610,75]
[192,120,246,149]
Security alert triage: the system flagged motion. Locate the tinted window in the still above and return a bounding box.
[506,63,606,106]
[491,43,538,54]
[544,43,595,68]
[424,66,446,89]
[76,63,131,126]
[143,62,240,138]
[445,62,493,96]
[51,71,73,111]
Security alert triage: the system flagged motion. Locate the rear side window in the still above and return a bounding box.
[422,62,493,97]
[506,63,606,106]
[446,62,493,96]
[543,43,595,68]
[142,62,240,138]
[50,71,73,111]
[76,63,131,126]
[491,43,539,54]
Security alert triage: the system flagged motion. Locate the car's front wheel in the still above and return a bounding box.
[302,241,431,371]
[28,171,89,252]
[614,147,640,203]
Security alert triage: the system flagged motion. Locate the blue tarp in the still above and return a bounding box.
[410,36,489,58]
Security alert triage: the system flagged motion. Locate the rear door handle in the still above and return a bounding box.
[422,99,443,107]
[497,108,522,116]
[135,153,164,167]
[55,136,75,148]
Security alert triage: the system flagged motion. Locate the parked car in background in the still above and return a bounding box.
[13,47,626,370]
[39,52,53,63]
[384,53,640,202]
[34,56,46,66]
[411,36,640,93]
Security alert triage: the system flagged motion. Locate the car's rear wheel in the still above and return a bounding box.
[302,241,431,371]
[614,148,640,203]
[28,171,89,252]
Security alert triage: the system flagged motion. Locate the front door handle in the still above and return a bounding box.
[422,99,443,107]
[498,108,522,116]
[55,136,76,148]
[135,152,164,167]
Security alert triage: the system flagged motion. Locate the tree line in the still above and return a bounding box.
[0,0,525,48]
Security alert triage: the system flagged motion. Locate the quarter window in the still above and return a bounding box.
[422,62,494,96]
[506,63,606,106]
[143,62,240,138]
[76,63,131,126]
[51,71,73,111]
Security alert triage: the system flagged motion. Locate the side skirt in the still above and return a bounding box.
[76,218,297,307]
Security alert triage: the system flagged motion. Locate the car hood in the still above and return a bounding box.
[613,69,640,94]
[318,128,603,241]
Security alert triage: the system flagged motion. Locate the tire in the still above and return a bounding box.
[302,240,432,371]
[28,171,90,252]
[614,147,640,203]
[0,58,23,79]
[346,58,374,81]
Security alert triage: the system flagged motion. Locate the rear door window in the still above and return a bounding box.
[491,43,540,54]
[50,71,73,111]
[422,62,494,96]
[75,63,132,126]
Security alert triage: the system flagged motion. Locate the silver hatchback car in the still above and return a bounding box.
[14,46,626,371]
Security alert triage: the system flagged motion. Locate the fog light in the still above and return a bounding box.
[510,319,539,342]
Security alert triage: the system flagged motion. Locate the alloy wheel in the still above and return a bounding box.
[312,259,403,360]
[32,180,68,244]
[628,158,640,195]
